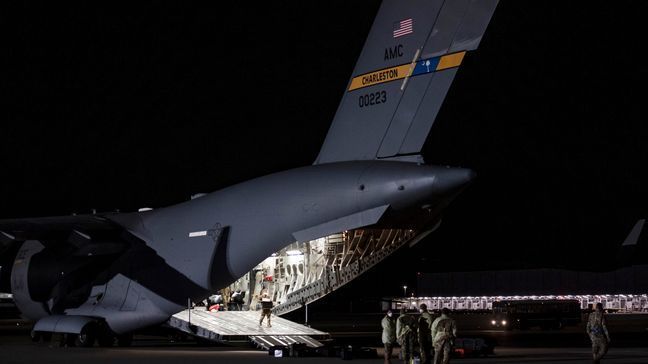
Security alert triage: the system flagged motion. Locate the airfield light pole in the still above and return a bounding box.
[403,285,407,297]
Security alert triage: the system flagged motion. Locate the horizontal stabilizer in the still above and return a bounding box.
[622,219,645,246]
[292,205,389,242]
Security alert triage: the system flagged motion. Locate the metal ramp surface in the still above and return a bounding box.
[249,334,324,350]
[167,309,329,347]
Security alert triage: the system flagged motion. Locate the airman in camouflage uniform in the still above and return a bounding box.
[586,303,610,364]
[382,309,397,364]
[397,308,417,364]
[418,304,434,364]
[431,308,457,364]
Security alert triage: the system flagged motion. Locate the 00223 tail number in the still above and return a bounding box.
[359,90,386,108]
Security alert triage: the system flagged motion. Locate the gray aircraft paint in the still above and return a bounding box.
[0,0,499,336]
[10,240,48,319]
[622,219,645,247]
[316,0,498,163]
[292,204,390,242]
[63,275,184,334]
[32,315,95,335]
[113,162,474,289]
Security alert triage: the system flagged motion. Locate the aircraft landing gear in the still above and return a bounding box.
[29,321,132,348]
[62,333,76,347]
[74,323,97,347]
[96,322,116,347]
[30,330,52,343]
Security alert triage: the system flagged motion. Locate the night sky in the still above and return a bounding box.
[3,1,648,295]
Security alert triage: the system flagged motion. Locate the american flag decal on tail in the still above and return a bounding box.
[393,18,413,38]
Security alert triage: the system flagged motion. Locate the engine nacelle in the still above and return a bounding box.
[7,237,189,335]
[10,240,50,320]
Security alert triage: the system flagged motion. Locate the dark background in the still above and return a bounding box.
[3,1,648,296]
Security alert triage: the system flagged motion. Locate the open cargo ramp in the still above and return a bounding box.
[167,309,329,347]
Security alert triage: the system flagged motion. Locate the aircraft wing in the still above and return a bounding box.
[1,215,115,234]
[0,215,127,255]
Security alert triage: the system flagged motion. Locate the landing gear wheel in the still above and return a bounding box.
[75,324,97,347]
[30,330,41,342]
[96,322,115,347]
[116,333,133,347]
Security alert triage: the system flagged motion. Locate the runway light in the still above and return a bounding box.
[491,320,496,325]
[501,320,507,326]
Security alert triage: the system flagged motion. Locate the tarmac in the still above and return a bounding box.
[0,339,647,364]
[1,314,647,363]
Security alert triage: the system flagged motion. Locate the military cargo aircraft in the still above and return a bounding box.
[0,0,498,346]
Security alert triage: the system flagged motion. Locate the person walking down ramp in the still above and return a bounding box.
[259,293,273,327]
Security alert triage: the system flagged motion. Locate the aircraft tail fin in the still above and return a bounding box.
[622,219,645,247]
[315,0,499,164]
[616,219,645,267]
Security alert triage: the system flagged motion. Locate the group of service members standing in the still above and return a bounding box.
[382,302,611,364]
[382,304,456,364]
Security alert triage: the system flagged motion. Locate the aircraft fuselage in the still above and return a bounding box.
[9,161,473,335]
